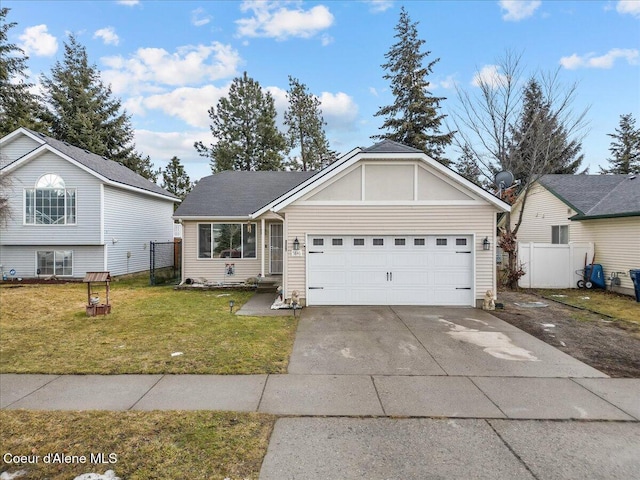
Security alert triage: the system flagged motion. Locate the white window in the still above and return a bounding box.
[551,225,569,244]
[198,223,256,259]
[37,250,73,276]
[25,174,76,225]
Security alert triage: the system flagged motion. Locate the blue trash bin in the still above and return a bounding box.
[630,269,640,302]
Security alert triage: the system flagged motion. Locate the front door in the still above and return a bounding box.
[269,224,283,274]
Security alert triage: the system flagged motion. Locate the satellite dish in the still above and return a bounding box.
[494,171,514,190]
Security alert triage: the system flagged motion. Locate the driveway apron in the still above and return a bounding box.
[287,305,607,377]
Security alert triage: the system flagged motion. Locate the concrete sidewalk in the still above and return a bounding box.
[2,373,638,421]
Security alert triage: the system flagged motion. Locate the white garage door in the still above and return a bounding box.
[307,235,474,306]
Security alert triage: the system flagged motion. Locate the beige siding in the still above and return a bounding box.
[510,184,576,242]
[181,220,267,282]
[570,216,640,294]
[282,204,498,305]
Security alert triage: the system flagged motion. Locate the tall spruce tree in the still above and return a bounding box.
[195,72,287,172]
[454,144,483,188]
[40,35,156,179]
[161,156,192,203]
[373,6,454,163]
[0,8,48,136]
[284,76,335,171]
[601,113,640,174]
[507,78,583,182]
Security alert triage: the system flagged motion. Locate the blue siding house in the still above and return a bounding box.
[0,128,178,279]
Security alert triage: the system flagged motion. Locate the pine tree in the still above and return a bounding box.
[508,78,583,184]
[373,6,454,163]
[601,113,640,174]
[195,72,287,172]
[454,145,483,188]
[161,156,192,202]
[40,35,146,172]
[284,76,335,171]
[0,8,48,136]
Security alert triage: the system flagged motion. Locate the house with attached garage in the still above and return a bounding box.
[504,174,640,296]
[174,140,510,307]
[0,127,178,279]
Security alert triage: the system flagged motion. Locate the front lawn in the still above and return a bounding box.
[0,279,296,374]
[536,288,640,328]
[0,410,274,480]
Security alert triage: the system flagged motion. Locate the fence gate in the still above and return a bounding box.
[150,240,182,285]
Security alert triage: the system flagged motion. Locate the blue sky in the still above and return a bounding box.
[4,0,639,182]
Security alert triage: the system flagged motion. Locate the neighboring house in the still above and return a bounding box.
[0,128,178,279]
[506,174,640,296]
[174,140,510,307]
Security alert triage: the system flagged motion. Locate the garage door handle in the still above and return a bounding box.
[386,272,389,281]
[456,287,471,290]
[456,251,472,254]
[390,272,393,281]
[309,251,324,254]
[309,287,324,290]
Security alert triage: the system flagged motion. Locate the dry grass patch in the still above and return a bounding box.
[537,289,640,329]
[0,280,297,374]
[0,410,275,479]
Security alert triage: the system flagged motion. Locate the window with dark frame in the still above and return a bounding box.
[436,238,447,246]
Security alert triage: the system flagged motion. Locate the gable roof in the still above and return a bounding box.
[362,139,423,154]
[173,170,316,218]
[1,128,178,201]
[539,174,640,219]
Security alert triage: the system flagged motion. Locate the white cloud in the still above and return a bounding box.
[94,27,119,46]
[143,84,230,128]
[101,42,241,94]
[319,91,359,131]
[498,0,541,21]
[363,0,394,13]
[237,2,334,40]
[134,129,212,181]
[116,0,139,6]
[18,25,58,57]
[560,48,639,69]
[471,65,508,88]
[191,8,212,27]
[617,0,640,17]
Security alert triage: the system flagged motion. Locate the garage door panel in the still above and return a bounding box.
[306,235,473,306]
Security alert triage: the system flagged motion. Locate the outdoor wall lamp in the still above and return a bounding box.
[229,299,235,313]
[483,237,491,251]
[293,237,300,251]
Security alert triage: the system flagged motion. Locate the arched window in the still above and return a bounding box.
[25,174,76,225]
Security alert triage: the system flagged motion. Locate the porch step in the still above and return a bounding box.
[256,277,280,293]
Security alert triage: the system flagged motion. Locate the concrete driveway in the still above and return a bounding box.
[288,305,607,377]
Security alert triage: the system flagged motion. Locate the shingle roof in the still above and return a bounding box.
[539,174,640,219]
[362,139,423,154]
[174,170,316,217]
[14,129,177,200]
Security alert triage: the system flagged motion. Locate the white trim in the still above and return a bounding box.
[249,147,363,219]
[4,143,176,202]
[269,223,284,274]
[0,127,45,147]
[100,184,105,245]
[294,200,484,207]
[268,151,510,214]
[260,218,266,277]
[174,215,250,222]
[34,249,74,277]
[195,221,258,261]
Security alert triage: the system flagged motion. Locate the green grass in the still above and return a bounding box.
[0,279,297,374]
[536,288,640,327]
[0,410,275,479]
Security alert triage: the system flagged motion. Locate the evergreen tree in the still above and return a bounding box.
[601,113,640,174]
[373,6,454,163]
[507,78,583,185]
[40,35,142,170]
[284,76,335,171]
[161,156,192,202]
[454,144,483,188]
[195,72,287,172]
[0,8,48,136]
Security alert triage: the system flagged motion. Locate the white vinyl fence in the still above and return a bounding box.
[518,242,595,289]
